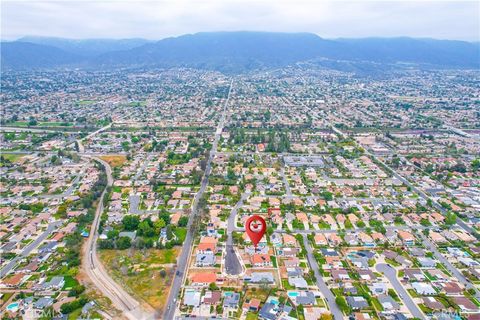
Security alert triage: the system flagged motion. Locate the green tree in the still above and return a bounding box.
[60,297,88,314]
[122,215,140,231]
[28,118,38,126]
[321,191,333,201]
[98,239,114,249]
[68,285,85,297]
[445,212,457,225]
[107,229,119,239]
[472,159,480,171]
[335,296,349,313]
[116,236,132,249]
[154,218,166,234]
[56,204,68,218]
[138,219,155,237]
[178,216,188,227]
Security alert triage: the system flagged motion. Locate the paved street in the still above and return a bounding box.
[302,234,344,320]
[129,194,142,214]
[336,124,480,300]
[163,80,233,320]
[0,221,62,278]
[73,123,112,152]
[82,156,153,320]
[41,173,83,199]
[133,153,152,181]
[364,141,478,239]
[224,192,250,275]
[6,172,83,202]
[376,263,425,320]
[279,166,293,198]
[418,232,480,300]
[267,224,413,235]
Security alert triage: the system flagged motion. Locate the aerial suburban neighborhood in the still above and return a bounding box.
[1,64,479,320]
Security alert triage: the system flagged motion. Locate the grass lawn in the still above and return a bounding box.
[1,153,27,163]
[464,293,480,307]
[1,292,14,304]
[271,256,277,268]
[436,295,454,308]
[112,186,123,193]
[281,279,295,290]
[100,155,127,168]
[437,263,452,277]
[407,289,419,298]
[174,227,187,242]
[385,258,401,267]
[8,121,30,127]
[9,121,72,127]
[418,303,433,314]
[77,100,96,105]
[99,248,180,312]
[38,122,73,127]
[371,297,383,311]
[316,298,326,307]
[62,275,80,290]
[331,288,343,297]
[129,101,147,107]
[68,308,82,320]
[246,312,259,320]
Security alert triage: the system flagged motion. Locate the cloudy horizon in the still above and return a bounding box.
[1,0,479,42]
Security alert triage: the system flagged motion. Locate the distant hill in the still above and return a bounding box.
[18,36,151,57]
[336,37,480,67]
[1,41,82,69]
[2,32,479,72]
[94,32,345,72]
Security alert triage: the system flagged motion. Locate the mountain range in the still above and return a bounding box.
[1,32,479,73]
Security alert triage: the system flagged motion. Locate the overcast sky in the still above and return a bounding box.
[1,0,479,41]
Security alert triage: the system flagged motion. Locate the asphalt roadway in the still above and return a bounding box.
[0,221,62,278]
[82,156,154,320]
[163,80,233,320]
[335,124,480,300]
[376,263,425,320]
[418,232,480,300]
[302,234,344,320]
[224,192,250,276]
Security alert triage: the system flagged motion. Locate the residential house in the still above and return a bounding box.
[251,254,272,267]
[347,296,369,310]
[223,292,240,309]
[412,282,436,295]
[203,291,221,305]
[190,272,217,286]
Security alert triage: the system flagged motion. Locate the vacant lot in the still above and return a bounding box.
[99,155,127,168]
[244,287,271,302]
[1,153,26,164]
[9,121,72,127]
[77,100,97,105]
[99,248,180,312]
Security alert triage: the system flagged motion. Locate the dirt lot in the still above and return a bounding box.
[99,155,127,168]
[98,248,180,313]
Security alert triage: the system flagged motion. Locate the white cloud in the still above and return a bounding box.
[1,0,478,41]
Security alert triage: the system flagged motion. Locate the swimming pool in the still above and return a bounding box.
[7,302,19,312]
[287,291,299,297]
[266,297,280,305]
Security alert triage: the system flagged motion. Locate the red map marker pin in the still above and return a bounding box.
[245,215,266,247]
